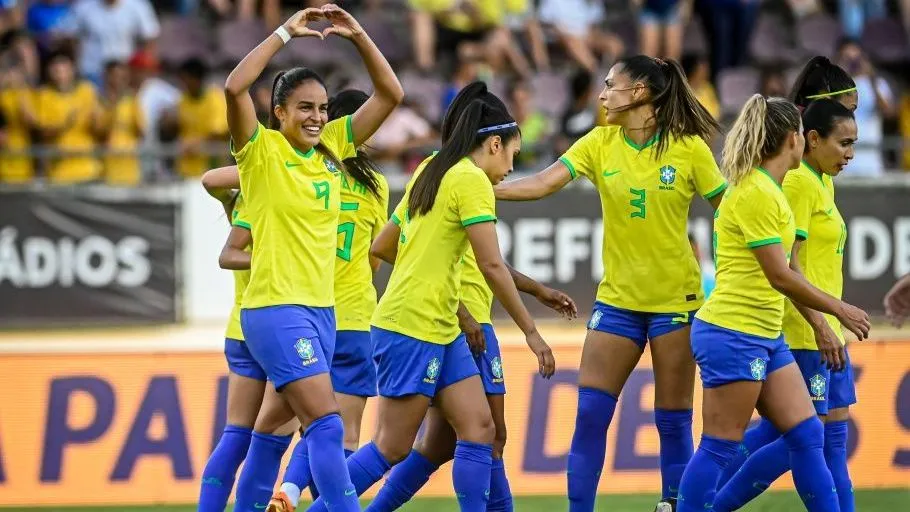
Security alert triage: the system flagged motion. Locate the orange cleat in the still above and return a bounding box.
[265,491,294,512]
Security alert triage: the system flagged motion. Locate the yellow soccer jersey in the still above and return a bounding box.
[335,172,390,331]
[177,87,228,177]
[0,87,34,182]
[560,126,727,313]
[103,95,144,186]
[697,168,796,338]
[35,82,101,183]
[234,116,356,309]
[225,195,252,341]
[460,244,494,325]
[373,157,496,344]
[782,162,846,350]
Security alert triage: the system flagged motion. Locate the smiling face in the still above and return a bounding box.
[274,79,329,150]
[806,117,857,176]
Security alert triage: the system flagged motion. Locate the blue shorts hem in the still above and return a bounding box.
[587,301,696,349]
[692,319,794,388]
[224,338,267,381]
[330,330,378,397]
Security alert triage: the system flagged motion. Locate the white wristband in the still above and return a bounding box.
[274,26,292,44]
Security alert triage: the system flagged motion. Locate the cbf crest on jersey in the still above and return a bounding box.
[810,373,827,399]
[659,165,677,190]
[750,358,767,380]
[324,156,339,174]
[295,337,318,366]
[424,357,441,384]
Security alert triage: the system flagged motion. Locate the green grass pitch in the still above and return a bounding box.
[3,490,908,512]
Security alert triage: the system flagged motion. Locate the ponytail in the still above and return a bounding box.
[408,99,517,216]
[790,56,856,109]
[722,94,801,185]
[614,56,719,158]
[328,89,382,198]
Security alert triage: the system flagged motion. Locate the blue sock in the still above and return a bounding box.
[825,421,854,512]
[713,437,790,511]
[717,418,780,489]
[285,439,312,489]
[365,450,439,512]
[303,414,361,512]
[655,409,694,500]
[567,387,618,512]
[308,441,391,512]
[784,417,839,512]
[453,440,493,512]
[198,425,252,512]
[234,432,292,511]
[675,434,740,512]
[488,457,514,512]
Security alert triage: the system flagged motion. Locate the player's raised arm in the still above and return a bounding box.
[224,8,325,150]
[319,4,404,146]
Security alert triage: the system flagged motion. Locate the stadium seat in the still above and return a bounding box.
[718,67,759,118]
[530,71,569,119]
[158,15,211,68]
[216,19,269,68]
[860,19,910,65]
[399,71,445,123]
[797,13,841,59]
[683,20,709,56]
[359,16,411,67]
[749,14,796,66]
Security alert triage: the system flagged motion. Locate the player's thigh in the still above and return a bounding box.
[577,329,643,395]
[436,374,495,445]
[650,325,696,410]
[374,394,433,464]
[225,371,267,428]
[280,373,341,430]
[414,406,457,466]
[335,391,368,446]
[758,362,818,433]
[256,382,297,433]
[487,393,508,458]
[701,381,763,441]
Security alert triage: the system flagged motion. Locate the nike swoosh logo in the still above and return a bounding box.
[285,161,302,167]
[345,489,356,496]
[602,169,622,177]
[825,207,834,215]
[253,504,267,509]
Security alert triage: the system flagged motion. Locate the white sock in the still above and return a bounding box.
[280,482,302,507]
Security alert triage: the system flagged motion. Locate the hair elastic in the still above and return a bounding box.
[805,87,857,100]
[477,122,518,134]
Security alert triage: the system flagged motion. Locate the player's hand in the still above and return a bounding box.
[884,274,910,328]
[321,4,364,40]
[813,322,844,371]
[535,286,578,320]
[282,8,325,39]
[459,311,485,354]
[525,330,555,379]
[835,301,871,341]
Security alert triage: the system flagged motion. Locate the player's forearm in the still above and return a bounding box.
[788,258,830,333]
[494,174,554,201]
[508,264,543,296]
[219,248,251,270]
[480,260,536,335]
[225,34,284,97]
[770,268,843,318]
[351,32,404,107]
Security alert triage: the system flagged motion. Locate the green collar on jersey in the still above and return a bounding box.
[756,167,783,189]
[293,146,316,159]
[801,160,826,186]
[622,129,660,151]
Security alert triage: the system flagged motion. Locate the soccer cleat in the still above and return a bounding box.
[265,491,294,512]
[654,497,677,512]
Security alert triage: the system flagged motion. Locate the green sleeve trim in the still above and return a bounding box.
[558,156,578,179]
[346,115,354,144]
[703,182,727,200]
[795,229,809,240]
[340,201,359,211]
[391,213,401,225]
[248,125,260,144]
[230,125,260,154]
[462,214,497,227]
[233,220,251,230]
[747,237,782,248]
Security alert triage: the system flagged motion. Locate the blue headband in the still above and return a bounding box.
[477,122,518,134]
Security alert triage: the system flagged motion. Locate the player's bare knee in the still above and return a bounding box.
[374,431,413,464]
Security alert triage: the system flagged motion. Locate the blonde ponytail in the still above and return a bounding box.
[722,95,801,185]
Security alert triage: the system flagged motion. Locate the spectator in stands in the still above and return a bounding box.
[838,0,887,39]
[168,57,227,178]
[409,0,527,75]
[35,50,100,183]
[759,67,788,97]
[129,50,179,181]
[693,0,759,82]
[238,0,281,28]
[508,79,552,168]
[837,38,895,175]
[681,53,719,119]
[1,3,39,83]
[367,96,436,173]
[556,68,597,155]
[537,0,623,73]
[97,60,143,185]
[25,0,70,52]
[60,0,160,86]
[0,63,35,183]
[636,0,686,61]
[441,51,483,116]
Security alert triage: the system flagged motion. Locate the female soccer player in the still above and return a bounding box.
[675,94,870,512]
[307,96,556,512]
[790,56,858,112]
[710,99,858,512]
[224,4,402,511]
[195,189,265,512]
[362,82,576,512]
[494,55,725,511]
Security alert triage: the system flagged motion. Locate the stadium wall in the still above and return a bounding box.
[0,334,907,506]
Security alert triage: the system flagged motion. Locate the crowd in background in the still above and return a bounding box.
[1,0,910,185]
